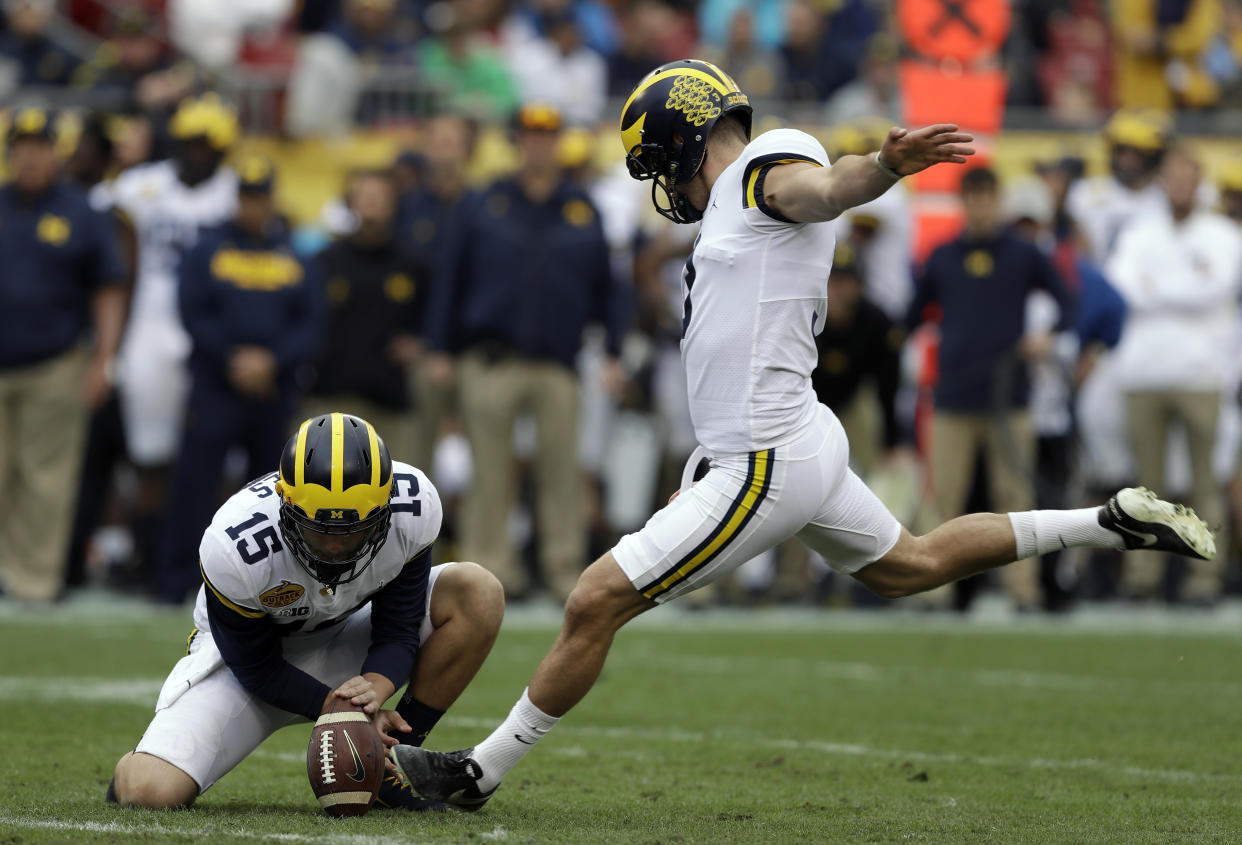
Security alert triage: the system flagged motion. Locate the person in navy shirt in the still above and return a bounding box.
[0,108,127,602]
[427,102,630,601]
[154,156,325,604]
[907,167,1074,610]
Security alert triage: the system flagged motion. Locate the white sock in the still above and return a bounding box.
[1008,508,1123,559]
[471,688,560,792]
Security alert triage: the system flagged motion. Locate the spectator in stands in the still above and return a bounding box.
[508,8,607,126]
[1107,147,1242,605]
[306,169,423,462]
[812,243,903,478]
[823,34,903,125]
[606,0,695,98]
[1113,0,1221,109]
[167,0,295,73]
[155,156,323,604]
[779,0,876,103]
[330,0,416,64]
[109,95,240,589]
[700,4,784,99]
[698,0,786,53]
[0,0,80,92]
[417,0,519,121]
[907,168,1074,611]
[73,6,194,115]
[0,109,126,602]
[427,103,628,601]
[829,119,914,322]
[402,112,478,475]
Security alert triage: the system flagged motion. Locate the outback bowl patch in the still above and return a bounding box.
[259,580,305,608]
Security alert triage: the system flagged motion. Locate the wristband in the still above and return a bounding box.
[874,151,902,181]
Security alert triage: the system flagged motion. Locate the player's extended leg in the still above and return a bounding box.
[389,552,654,809]
[853,488,1215,599]
[111,751,199,809]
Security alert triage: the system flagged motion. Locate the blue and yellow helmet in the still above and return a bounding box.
[276,413,393,589]
[619,59,751,223]
[169,93,239,152]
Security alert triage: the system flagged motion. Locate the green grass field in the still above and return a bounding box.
[2,598,1241,844]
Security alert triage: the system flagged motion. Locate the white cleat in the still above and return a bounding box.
[1098,487,1216,561]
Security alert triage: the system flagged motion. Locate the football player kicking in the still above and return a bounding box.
[110,413,504,811]
[389,60,1216,810]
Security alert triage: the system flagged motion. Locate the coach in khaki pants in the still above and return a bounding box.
[1107,148,1242,603]
[425,104,629,600]
[0,109,127,601]
[908,168,1074,609]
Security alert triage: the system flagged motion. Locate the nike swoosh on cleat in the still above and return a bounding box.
[514,734,534,745]
[344,731,367,783]
[1112,523,1158,547]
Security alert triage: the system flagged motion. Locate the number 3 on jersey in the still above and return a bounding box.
[225,511,283,564]
[391,473,422,514]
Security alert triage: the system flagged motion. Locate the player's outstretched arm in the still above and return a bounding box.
[764,124,974,223]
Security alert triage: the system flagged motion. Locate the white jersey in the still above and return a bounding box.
[682,128,836,454]
[111,160,238,332]
[192,461,442,637]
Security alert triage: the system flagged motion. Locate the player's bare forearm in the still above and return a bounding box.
[765,124,975,224]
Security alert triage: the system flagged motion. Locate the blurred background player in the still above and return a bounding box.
[306,168,424,462]
[109,94,240,587]
[426,102,629,601]
[0,108,126,602]
[829,117,913,322]
[154,156,323,604]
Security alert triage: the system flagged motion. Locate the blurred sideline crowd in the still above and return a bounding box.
[4,0,1242,614]
[9,0,1242,130]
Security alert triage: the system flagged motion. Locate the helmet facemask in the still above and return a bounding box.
[626,136,704,225]
[278,500,391,591]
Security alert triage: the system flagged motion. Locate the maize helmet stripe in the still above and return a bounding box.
[330,412,345,492]
[293,418,311,487]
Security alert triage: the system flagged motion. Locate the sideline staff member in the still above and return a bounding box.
[0,108,127,602]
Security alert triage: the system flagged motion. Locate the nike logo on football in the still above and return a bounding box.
[344,731,367,783]
[513,734,534,745]
[1112,523,1158,547]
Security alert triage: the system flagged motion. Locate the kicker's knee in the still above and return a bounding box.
[113,753,198,809]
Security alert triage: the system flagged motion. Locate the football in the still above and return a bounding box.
[306,698,386,817]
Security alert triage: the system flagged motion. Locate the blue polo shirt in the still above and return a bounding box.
[427,177,630,367]
[0,182,125,369]
[908,227,1075,412]
[178,221,324,390]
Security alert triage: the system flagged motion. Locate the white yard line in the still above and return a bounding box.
[0,815,420,844]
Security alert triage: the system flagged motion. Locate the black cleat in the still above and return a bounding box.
[388,745,496,812]
[1099,487,1216,560]
[373,772,449,812]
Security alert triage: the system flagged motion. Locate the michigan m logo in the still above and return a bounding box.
[330,510,344,519]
